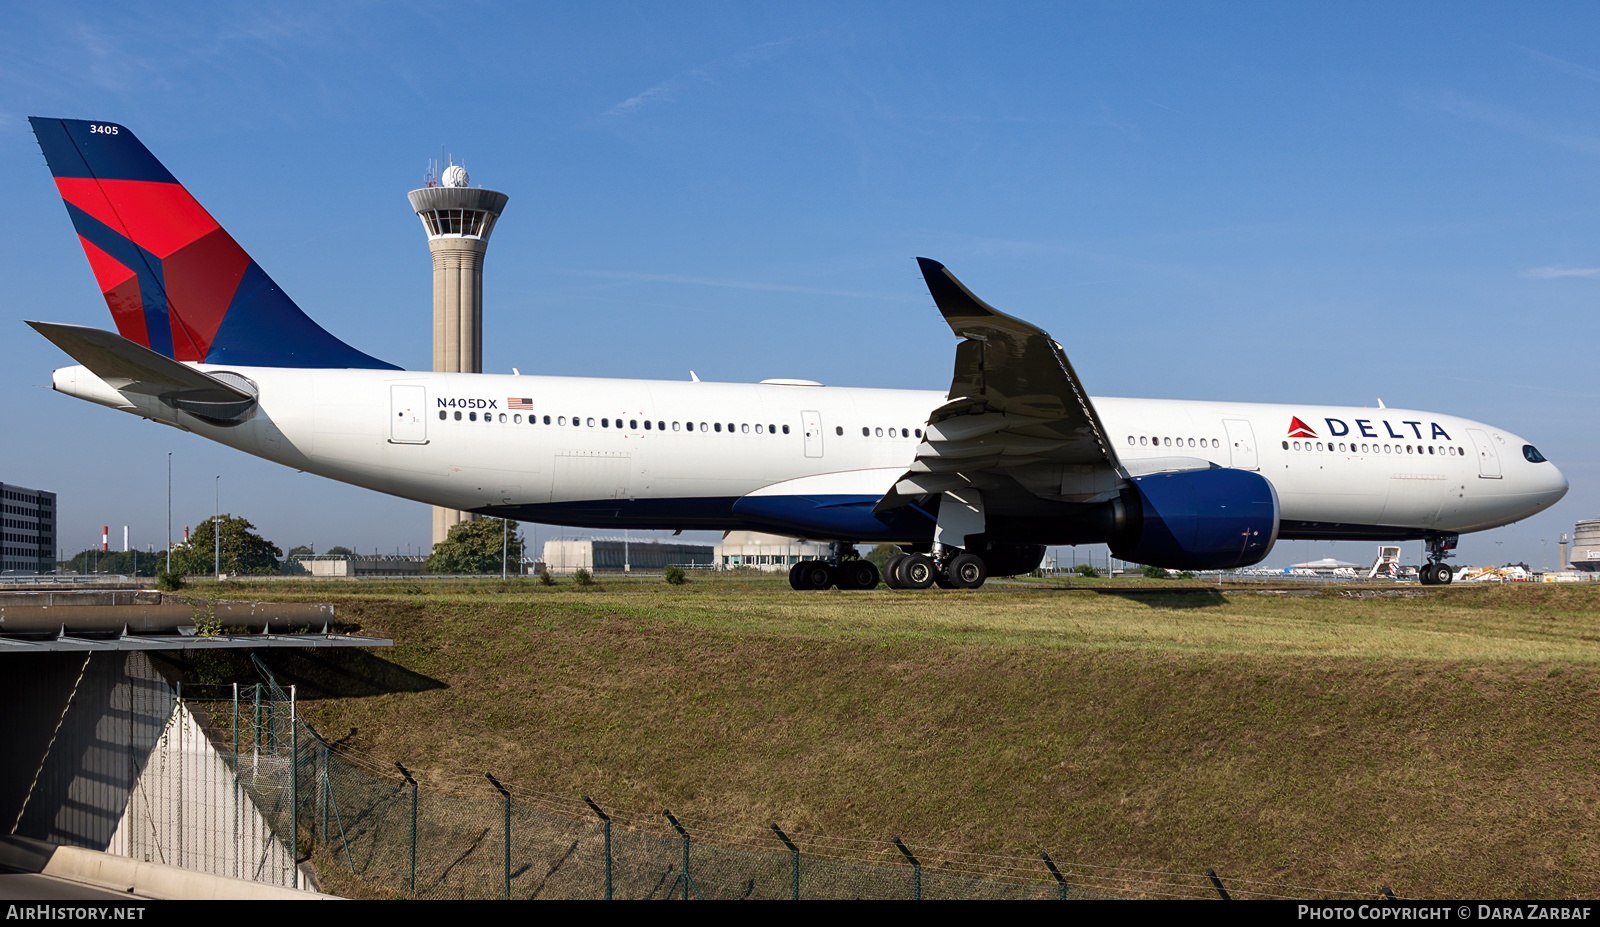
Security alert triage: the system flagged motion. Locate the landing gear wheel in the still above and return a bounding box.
[794,560,835,590]
[788,562,807,590]
[900,553,936,589]
[1430,562,1453,585]
[838,559,880,590]
[884,553,909,589]
[946,552,988,589]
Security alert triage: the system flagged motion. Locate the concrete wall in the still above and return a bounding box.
[2,652,303,891]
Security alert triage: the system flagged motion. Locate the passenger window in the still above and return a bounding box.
[586,417,595,427]
[783,425,791,434]
[862,427,870,437]
[499,413,507,424]
[741,424,749,433]
[836,426,843,436]
[453,411,462,421]
[514,414,521,424]
[439,411,446,421]
[631,420,639,430]
[469,412,477,422]
[715,422,722,432]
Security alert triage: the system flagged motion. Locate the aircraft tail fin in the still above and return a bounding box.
[29,117,398,370]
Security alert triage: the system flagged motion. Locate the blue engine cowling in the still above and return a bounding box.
[1109,468,1279,570]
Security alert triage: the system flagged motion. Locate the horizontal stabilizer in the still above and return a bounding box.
[28,321,254,408]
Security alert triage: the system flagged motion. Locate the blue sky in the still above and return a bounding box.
[2,1,1595,570]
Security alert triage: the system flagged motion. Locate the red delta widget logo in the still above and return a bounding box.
[1288,416,1453,442]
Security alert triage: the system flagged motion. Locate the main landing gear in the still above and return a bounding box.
[1418,534,1459,586]
[788,544,881,590]
[882,549,988,590]
[785,544,990,590]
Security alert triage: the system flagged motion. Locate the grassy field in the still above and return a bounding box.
[196,574,1600,898]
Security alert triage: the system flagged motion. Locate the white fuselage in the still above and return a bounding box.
[53,364,1569,543]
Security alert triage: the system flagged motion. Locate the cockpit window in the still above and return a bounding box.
[1523,445,1548,463]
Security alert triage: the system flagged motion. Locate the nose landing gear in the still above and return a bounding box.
[1419,534,1459,586]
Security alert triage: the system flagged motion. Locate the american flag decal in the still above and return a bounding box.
[508,397,534,410]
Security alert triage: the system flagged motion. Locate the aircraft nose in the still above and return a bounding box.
[1544,462,1571,505]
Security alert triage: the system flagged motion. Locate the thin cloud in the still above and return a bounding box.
[560,268,905,301]
[601,35,808,118]
[1521,266,1600,279]
[1428,90,1600,157]
[604,70,710,117]
[1518,46,1600,84]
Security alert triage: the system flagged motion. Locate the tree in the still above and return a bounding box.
[865,544,899,571]
[171,515,282,576]
[425,518,523,575]
[64,548,167,577]
[325,545,355,557]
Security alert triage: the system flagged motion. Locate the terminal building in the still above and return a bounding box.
[1568,519,1600,572]
[542,538,714,574]
[714,531,830,571]
[1,481,56,575]
[283,554,429,577]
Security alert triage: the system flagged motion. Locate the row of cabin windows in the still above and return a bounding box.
[1128,436,1221,449]
[437,411,927,440]
[439,409,794,435]
[842,426,922,438]
[1285,440,1466,457]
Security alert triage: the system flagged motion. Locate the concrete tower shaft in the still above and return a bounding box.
[407,179,509,545]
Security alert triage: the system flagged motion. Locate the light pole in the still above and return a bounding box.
[166,453,172,575]
[214,476,220,578]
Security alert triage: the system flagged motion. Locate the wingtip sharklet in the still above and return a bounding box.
[915,256,1050,341]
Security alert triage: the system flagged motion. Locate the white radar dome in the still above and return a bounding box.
[442,164,470,188]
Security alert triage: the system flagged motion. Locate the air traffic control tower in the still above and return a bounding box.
[408,162,509,545]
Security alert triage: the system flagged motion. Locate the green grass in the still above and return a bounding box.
[200,575,1600,898]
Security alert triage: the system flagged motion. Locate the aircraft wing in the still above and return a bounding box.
[875,259,1124,513]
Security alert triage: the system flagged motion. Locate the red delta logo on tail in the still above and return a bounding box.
[1287,416,1317,438]
[29,117,396,370]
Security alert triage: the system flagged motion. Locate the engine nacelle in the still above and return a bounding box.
[1110,468,1278,570]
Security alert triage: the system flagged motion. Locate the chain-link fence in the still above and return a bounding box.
[169,659,1384,901]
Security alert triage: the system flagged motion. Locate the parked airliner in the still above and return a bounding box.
[26,118,1568,589]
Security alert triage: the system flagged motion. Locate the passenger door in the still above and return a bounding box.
[389,385,428,445]
[802,411,824,458]
[1223,418,1258,470]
